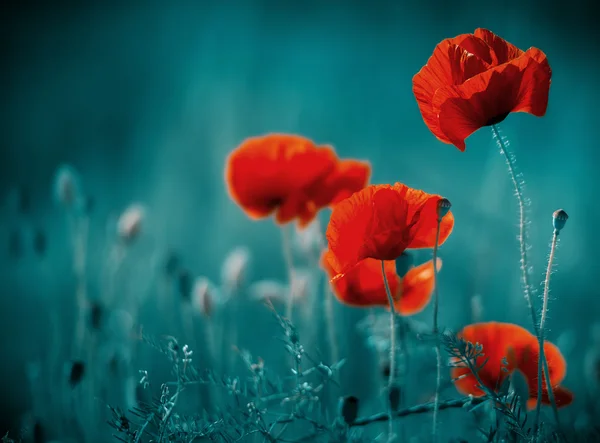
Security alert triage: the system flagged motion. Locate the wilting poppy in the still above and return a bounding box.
[413,28,551,151]
[451,322,573,409]
[225,134,370,228]
[321,250,441,315]
[325,182,454,279]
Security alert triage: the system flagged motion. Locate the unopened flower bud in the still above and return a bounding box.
[338,395,359,425]
[177,269,193,301]
[54,164,80,208]
[436,198,451,219]
[552,209,568,233]
[117,204,145,243]
[192,277,215,317]
[221,246,250,292]
[388,384,401,411]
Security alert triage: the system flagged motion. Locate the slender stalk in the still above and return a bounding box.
[534,229,561,431]
[491,124,538,333]
[381,260,396,442]
[431,218,442,442]
[351,396,487,427]
[281,226,296,321]
[314,217,339,369]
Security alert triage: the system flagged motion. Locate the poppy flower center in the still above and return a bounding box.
[484,112,510,127]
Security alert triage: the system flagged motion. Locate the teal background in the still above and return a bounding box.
[1,0,598,438]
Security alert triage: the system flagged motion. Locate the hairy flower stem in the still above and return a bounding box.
[534,229,561,432]
[491,124,538,332]
[432,218,442,442]
[381,260,397,442]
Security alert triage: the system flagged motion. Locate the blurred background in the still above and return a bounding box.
[1,0,599,439]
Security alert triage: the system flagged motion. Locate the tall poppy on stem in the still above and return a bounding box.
[451,322,573,411]
[413,29,554,426]
[325,182,454,440]
[534,210,569,430]
[225,133,371,321]
[431,198,452,440]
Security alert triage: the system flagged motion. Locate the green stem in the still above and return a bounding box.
[381,260,396,442]
[432,219,441,442]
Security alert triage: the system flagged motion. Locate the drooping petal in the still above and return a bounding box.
[395,258,441,315]
[525,386,574,410]
[432,48,551,151]
[322,251,400,308]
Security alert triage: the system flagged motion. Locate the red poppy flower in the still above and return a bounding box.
[413,28,551,151]
[321,251,441,315]
[306,159,371,209]
[225,134,371,228]
[451,322,573,409]
[325,183,454,279]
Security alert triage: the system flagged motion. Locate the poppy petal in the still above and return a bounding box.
[225,134,337,223]
[395,258,441,315]
[309,159,371,208]
[321,251,400,307]
[326,185,416,277]
[412,35,491,145]
[432,48,551,150]
[397,185,454,249]
[473,28,524,64]
[526,386,574,410]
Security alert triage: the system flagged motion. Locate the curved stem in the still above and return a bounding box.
[351,396,487,427]
[491,124,538,334]
[432,219,441,442]
[381,260,396,442]
[534,230,561,431]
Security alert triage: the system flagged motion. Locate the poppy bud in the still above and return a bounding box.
[552,209,568,233]
[388,384,401,411]
[89,301,104,330]
[32,419,44,443]
[117,203,145,243]
[338,395,359,425]
[380,360,391,378]
[164,249,181,278]
[192,277,214,317]
[436,198,452,219]
[221,246,250,292]
[68,360,85,387]
[54,164,80,208]
[177,269,193,301]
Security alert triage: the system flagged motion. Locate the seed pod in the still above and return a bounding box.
[338,395,359,425]
[89,301,104,330]
[68,360,85,387]
[388,384,401,411]
[32,419,44,443]
[164,250,181,278]
[178,269,193,301]
[552,209,568,233]
[436,198,452,219]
